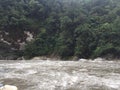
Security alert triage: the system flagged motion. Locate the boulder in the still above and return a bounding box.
[0,85,18,90]
[94,57,104,62]
[79,58,87,62]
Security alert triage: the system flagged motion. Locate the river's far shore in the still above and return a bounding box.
[0,56,120,61]
[30,56,120,62]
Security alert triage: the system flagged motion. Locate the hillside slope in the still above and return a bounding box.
[0,0,120,59]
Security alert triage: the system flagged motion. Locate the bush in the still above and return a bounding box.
[92,44,120,59]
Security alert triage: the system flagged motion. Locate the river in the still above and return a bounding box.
[0,60,120,90]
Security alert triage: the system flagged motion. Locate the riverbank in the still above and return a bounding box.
[30,56,120,62]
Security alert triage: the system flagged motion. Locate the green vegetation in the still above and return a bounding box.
[0,0,120,59]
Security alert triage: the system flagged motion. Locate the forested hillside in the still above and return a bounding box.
[0,0,120,59]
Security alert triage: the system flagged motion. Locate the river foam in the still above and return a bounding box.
[0,60,120,90]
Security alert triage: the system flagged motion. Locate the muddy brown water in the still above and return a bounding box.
[0,60,120,90]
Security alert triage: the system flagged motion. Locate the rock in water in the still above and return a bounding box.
[0,84,3,87]
[0,85,18,90]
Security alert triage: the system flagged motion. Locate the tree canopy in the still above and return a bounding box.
[0,0,120,59]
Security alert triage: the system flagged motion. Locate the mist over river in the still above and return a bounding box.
[0,60,120,90]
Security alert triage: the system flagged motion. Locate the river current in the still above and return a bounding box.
[0,59,120,90]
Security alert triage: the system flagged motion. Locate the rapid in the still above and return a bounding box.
[0,59,120,90]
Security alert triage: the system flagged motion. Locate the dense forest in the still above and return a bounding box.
[0,0,120,60]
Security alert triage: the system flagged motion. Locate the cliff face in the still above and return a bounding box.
[0,30,34,60]
[0,0,36,60]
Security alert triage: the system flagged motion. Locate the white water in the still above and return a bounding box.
[0,60,120,90]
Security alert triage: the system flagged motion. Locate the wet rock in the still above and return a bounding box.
[0,84,3,87]
[17,57,24,60]
[71,56,79,61]
[79,58,87,62]
[94,58,104,62]
[32,56,47,60]
[0,85,18,90]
